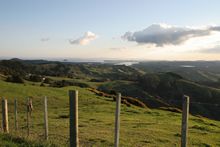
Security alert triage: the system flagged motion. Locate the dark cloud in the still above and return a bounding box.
[211,26,220,31]
[122,24,220,46]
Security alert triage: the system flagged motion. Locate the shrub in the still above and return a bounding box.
[40,83,45,87]
[50,80,90,88]
[6,75,24,83]
[90,78,107,82]
[43,77,53,84]
[27,74,42,82]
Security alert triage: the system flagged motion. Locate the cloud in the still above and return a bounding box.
[41,38,50,42]
[211,26,220,31]
[69,31,98,45]
[122,24,220,46]
[109,47,127,51]
[199,45,220,54]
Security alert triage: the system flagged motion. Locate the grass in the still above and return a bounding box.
[0,133,47,147]
[46,76,103,88]
[0,80,220,146]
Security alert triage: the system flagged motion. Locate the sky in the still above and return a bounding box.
[0,0,220,60]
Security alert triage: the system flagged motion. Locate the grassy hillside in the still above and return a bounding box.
[97,80,170,108]
[97,73,220,120]
[0,80,220,146]
[1,59,220,120]
[134,61,220,83]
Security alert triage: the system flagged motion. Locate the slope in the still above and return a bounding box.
[0,80,220,146]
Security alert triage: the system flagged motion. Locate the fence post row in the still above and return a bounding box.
[114,93,121,147]
[1,91,192,146]
[14,98,18,130]
[69,90,79,147]
[181,95,190,147]
[2,99,9,133]
[44,96,49,140]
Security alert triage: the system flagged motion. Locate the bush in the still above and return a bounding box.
[40,83,45,87]
[27,74,42,82]
[6,75,24,83]
[50,80,90,88]
[90,78,107,82]
[43,77,53,84]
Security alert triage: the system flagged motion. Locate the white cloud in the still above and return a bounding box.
[122,24,220,46]
[69,31,98,45]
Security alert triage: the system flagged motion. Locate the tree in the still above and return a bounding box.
[138,74,160,92]
[6,74,24,83]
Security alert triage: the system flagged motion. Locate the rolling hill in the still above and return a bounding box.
[1,59,220,121]
[0,79,220,146]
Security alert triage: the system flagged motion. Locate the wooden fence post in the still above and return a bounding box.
[181,95,190,147]
[14,98,18,130]
[69,90,79,147]
[114,93,121,147]
[2,99,9,133]
[44,96,49,140]
[27,97,30,136]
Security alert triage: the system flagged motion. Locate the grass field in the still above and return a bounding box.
[0,80,220,146]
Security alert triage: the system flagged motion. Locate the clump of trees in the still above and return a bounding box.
[137,72,183,95]
[90,78,109,82]
[26,74,42,82]
[43,77,53,84]
[6,74,24,83]
[138,73,160,92]
[50,80,90,88]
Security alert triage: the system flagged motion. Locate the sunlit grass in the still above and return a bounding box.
[0,80,220,146]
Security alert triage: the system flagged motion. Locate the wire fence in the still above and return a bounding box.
[1,93,220,146]
[0,97,70,146]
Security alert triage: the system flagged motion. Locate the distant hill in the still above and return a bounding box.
[133,61,220,87]
[0,59,143,80]
[1,59,220,120]
[98,72,220,120]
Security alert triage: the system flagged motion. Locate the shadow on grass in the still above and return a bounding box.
[0,133,56,147]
